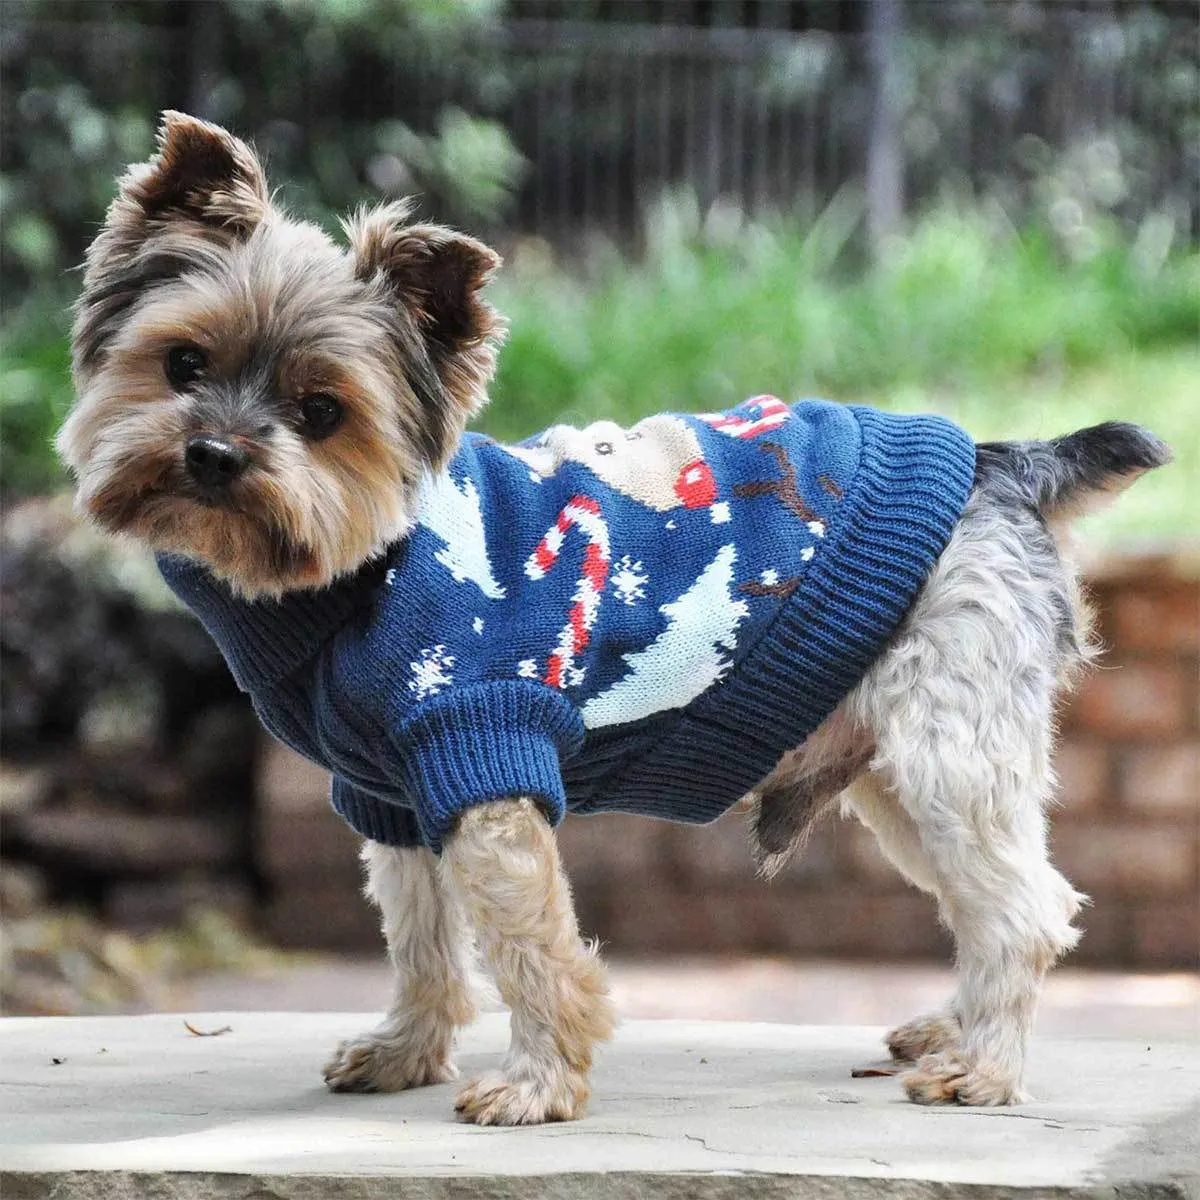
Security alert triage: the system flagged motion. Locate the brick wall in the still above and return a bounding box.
[258,554,1199,968]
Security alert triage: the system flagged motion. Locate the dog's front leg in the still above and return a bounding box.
[441,797,615,1125]
[324,841,476,1092]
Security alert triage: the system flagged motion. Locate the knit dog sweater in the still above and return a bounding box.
[159,397,976,851]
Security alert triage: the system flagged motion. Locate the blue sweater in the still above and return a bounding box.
[159,398,976,851]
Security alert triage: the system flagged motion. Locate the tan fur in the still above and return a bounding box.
[58,112,504,598]
[344,202,503,423]
[324,843,477,1093]
[904,1049,1028,1106]
[749,706,873,881]
[440,799,616,1125]
[886,1012,963,1063]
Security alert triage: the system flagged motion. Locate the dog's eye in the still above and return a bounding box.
[595,441,614,455]
[165,346,207,389]
[299,392,344,439]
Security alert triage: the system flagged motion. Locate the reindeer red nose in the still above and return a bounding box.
[674,459,717,509]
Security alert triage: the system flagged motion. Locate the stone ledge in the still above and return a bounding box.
[2,1013,1198,1198]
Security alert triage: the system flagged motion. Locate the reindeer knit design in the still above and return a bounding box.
[158,397,977,851]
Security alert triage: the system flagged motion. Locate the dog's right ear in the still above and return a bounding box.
[74,113,271,374]
[118,110,270,235]
[345,202,504,466]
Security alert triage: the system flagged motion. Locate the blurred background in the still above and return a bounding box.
[1,0,1196,1033]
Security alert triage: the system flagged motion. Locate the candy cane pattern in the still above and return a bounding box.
[524,495,611,689]
[698,395,790,439]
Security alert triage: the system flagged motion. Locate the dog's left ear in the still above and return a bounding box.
[125,110,271,233]
[73,113,273,375]
[346,202,505,428]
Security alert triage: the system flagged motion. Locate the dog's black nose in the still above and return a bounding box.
[185,436,250,489]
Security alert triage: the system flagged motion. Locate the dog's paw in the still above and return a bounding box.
[323,1029,457,1094]
[886,1012,962,1063]
[454,1067,589,1125]
[902,1051,1027,1106]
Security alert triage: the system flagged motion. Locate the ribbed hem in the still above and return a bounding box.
[155,554,377,690]
[391,682,584,852]
[330,777,424,847]
[701,406,976,744]
[605,408,976,819]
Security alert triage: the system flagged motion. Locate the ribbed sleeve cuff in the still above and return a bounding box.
[391,683,585,852]
[155,554,376,690]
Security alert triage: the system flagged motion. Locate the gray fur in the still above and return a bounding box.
[747,422,1169,1103]
[977,421,1172,514]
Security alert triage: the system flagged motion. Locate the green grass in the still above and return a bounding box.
[481,202,1197,545]
[856,348,1199,546]
[4,202,1196,541]
[486,202,1197,437]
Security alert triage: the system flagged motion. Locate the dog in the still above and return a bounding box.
[58,112,1171,1125]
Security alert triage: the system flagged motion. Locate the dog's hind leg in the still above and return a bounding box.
[850,503,1085,1106]
[890,737,1082,1107]
[441,797,616,1125]
[749,706,872,880]
[749,714,964,1061]
[324,841,478,1092]
[841,773,964,1062]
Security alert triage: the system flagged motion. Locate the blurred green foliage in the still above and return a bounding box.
[483,198,1199,542]
[1,0,521,305]
[1,310,73,497]
[2,1,1195,538]
[490,195,1199,433]
[5,196,1196,542]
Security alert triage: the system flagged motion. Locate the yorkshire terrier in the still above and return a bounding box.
[58,112,1170,1125]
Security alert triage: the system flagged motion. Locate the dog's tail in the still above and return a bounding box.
[975,422,1172,524]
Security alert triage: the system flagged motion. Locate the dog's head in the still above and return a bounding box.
[57,111,504,597]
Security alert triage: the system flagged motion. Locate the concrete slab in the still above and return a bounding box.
[172,956,1200,1039]
[1,1012,1197,1198]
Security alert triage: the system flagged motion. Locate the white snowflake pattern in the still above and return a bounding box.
[801,546,815,562]
[710,501,731,525]
[808,520,826,538]
[517,658,539,679]
[409,645,456,700]
[665,519,677,530]
[473,617,485,635]
[611,555,648,606]
[760,568,780,586]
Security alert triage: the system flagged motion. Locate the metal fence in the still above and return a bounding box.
[450,18,864,242]
[5,1,1197,284]
[469,10,1199,245]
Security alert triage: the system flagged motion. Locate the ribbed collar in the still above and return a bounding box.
[155,553,383,690]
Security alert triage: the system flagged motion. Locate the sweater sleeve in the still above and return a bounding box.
[385,681,585,852]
